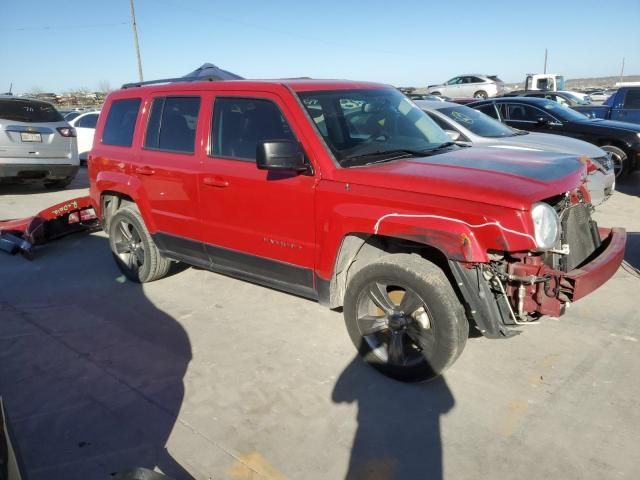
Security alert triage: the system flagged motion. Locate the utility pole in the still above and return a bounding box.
[619,57,625,85]
[543,48,548,74]
[129,0,144,82]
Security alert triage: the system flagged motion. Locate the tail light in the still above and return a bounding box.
[57,127,76,137]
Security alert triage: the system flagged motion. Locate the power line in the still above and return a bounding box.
[0,22,129,32]
[152,0,419,59]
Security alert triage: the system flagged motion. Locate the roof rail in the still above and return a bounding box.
[121,75,230,89]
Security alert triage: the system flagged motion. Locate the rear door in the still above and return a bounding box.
[0,98,74,164]
[198,92,317,295]
[136,94,204,253]
[611,89,640,124]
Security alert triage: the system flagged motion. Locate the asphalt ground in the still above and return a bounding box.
[1,168,639,480]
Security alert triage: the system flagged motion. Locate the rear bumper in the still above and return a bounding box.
[0,163,79,181]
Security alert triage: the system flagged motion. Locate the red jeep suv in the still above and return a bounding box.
[88,78,626,381]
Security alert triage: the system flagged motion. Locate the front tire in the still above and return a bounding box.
[108,205,171,283]
[600,145,628,178]
[343,254,468,382]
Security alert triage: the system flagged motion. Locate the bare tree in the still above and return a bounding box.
[97,80,112,93]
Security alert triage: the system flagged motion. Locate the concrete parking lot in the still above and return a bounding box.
[1,168,639,480]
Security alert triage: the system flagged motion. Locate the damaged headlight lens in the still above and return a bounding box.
[531,202,560,250]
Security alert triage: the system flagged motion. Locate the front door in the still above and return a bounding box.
[198,93,317,296]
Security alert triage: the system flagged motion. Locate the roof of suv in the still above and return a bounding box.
[115,79,388,95]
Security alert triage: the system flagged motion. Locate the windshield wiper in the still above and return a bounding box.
[422,141,469,153]
[341,149,430,167]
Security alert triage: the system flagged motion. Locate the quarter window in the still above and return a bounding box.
[102,98,141,147]
[475,104,499,119]
[144,96,200,153]
[211,98,295,161]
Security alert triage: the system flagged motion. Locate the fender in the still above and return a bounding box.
[372,212,537,262]
[315,201,537,282]
[94,170,157,232]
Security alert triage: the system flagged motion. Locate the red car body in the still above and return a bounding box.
[88,79,625,341]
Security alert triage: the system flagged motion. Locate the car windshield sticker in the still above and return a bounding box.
[451,111,473,125]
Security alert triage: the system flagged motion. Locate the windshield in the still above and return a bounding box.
[436,105,516,138]
[298,89,450,166]
[537,100,588,122]
[560,91,590,105]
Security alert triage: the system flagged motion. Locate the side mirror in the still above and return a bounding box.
[256,140,308,173]
[444,130,461,141]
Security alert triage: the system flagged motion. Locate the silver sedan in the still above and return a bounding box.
[415,100,615,206]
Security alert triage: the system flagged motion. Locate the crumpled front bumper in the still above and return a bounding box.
[510,227,626,317]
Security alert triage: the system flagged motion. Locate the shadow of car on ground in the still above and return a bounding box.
[0,234,193,480]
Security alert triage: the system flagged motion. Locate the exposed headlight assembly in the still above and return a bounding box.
[531,202,560,250]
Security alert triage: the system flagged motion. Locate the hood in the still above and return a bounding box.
[334,146,586,210]
[580,118,640,132]
[481,132,606,158]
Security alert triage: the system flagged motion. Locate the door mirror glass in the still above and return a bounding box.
[256,140,308,172]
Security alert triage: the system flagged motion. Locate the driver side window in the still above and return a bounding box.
[446,77,461,85]
[507,104,553,122]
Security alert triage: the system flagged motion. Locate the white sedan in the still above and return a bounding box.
[69,110,100,163]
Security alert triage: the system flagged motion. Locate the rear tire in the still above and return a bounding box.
[343,253,468,382]
[473,90,488,99]
[108,205,171,283]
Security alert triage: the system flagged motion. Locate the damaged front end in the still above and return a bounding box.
[0,196,99,258]
[450,193,626,338]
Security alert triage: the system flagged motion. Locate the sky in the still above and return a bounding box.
[1,0,639,94]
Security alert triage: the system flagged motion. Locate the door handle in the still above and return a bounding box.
[135,166,155,175]
[203,177,229,188]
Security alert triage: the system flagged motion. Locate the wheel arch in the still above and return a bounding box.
[95,171,157,232]
[321,233,455,309]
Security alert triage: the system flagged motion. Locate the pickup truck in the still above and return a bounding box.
[573,87,640,124]
[88,78,626,382]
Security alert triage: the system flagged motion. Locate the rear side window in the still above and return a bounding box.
[623,89,640,109]
[211,98,295,161]
[77,113,98,129]
[144,96,201,153]
[102,98,141,147]
[0,99,63,123]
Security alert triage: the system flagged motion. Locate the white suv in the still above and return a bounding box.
[427,74,504,99]
[0,96,79,189]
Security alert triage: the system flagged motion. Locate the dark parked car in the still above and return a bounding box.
[470,97,640,177]
[572,87,640,125]
[500,90,590,107]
